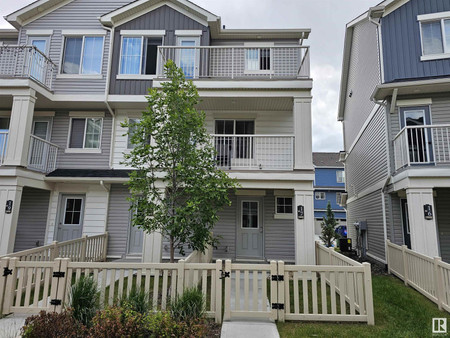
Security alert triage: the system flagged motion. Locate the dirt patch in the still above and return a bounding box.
[205,320,222,337]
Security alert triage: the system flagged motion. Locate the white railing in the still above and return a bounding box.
[213,135,294,170]
[157,45,310,79]
[27,135,59,174]
[0,45,56,90]
[0,131,8,165]
[394,124,450,171]
[386,240,450,313]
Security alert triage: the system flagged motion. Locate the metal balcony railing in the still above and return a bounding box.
[27,135,59,173]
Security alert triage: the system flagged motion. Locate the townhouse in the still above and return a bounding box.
[0,0,315,264]
[339,0,450,263]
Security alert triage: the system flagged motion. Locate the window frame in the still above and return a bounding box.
[418,12,450,61]
[274,196,294,219]
[59,32,105,78]
[240,200,260,229]
[66,117,103,153]
[244,42,274,75]
[315,192,326,200]
[336,170,345,184]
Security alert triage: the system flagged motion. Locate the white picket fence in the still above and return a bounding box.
[386,240,450,313]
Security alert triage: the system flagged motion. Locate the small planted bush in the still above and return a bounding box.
[21,311,87,338]
[169,287,205,322]
[89,306,146,338]
[119,287,151,314]
[69,276,100,326]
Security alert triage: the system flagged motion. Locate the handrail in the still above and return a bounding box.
[211,134,295,137]
[393,124,450,141]
[158,45,309,50]
[5,45,56,67]
[29,134,59,148]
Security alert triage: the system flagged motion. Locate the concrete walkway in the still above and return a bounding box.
[0,315,27,338]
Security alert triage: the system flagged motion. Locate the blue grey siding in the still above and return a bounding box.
[435,189,450,263]
[50,112,112,169]
[110,5,210,95]
[14,187,50,252]
[382,0,450,83]
[106,184,130,258]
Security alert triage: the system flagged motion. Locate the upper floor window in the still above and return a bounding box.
[127,118,151,149]
[418,12,450,61]
[336,170,345,183]
[119,36,162,76]
[62,36,104,74]
[69,118,102,149]
[315,192,326,200]
[245,44,273,73]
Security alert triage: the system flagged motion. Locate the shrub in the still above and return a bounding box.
[169,287,205,322]
[119,287,151,314]
[69,276,100,326]
[89,306,146,337]
[21,311,87,338]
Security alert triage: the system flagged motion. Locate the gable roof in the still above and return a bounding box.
[313,153,343,168]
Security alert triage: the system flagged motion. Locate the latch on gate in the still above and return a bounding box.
[53,271,65,278]
[50,299,62,306]
[271,275,284,281]
[220,270,230,279]
[3,267,12,277]
[272,303,285,310]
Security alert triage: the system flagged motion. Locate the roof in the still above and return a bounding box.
[46,169,134,178]
[313,153,344,168]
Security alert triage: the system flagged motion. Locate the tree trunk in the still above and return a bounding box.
[170,235,175,263]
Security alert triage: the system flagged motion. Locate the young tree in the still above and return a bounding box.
[320,201,339,248]
[122,60,238,262]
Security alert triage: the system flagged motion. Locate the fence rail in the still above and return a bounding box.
[0,45,56,90]
[386,240,450,313]
[27,135,59,173]
[1,233,108,263]
[157,45,310,79]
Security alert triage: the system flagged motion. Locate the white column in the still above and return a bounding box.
[293,97,313,170]
[142,231,163,263]
[4,92,36,167]
[294,189,315,265]
[0,186,23,255]
[406,188,439,257]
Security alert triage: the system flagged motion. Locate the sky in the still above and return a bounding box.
[0,0,376,152]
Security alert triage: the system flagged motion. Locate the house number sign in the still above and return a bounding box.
[297,205,304,219]
[424,204,433,220]
[5,200,13,214]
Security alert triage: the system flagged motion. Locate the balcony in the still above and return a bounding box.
[0,45,56,90]
[394,125,450,171]
[27,135,59,174]
[157,45,310,80]
[214,135,294,170]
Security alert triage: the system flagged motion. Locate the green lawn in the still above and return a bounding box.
[277,275,450,338]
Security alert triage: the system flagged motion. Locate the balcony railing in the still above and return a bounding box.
[0,45,56,90]
[0,131,8,165]
[157,45,310,80]
[394,124,450,171]
[213,135,294,170]
[27,135,59,174]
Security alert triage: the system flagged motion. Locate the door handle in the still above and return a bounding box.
[259,228,263,233]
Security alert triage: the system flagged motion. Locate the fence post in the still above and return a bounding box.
[401,245,408,286]
[2,257,18,315]
[80,235,87,262]
[0,258,10,315]
[177,259,185,296]
[49,258,62,313]
[215,259,223,324]
[50,241,59,261]
[362,263,375,325]
[434,257,444,311]
[103,232,109,261]
[315,242,319,265]
[56,258,70,313]
[270,260,278,321]
[328,247,334,265]
[277,261,285,323]
[223,259,232,321]
[386,240,391,274]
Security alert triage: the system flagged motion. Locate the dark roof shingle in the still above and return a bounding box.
[313,152,343,167]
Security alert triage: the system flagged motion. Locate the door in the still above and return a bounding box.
[400,107,433,164]
[177,36,200,79]
[236,198,264,259]
[29,119,51,169]
[401,199,411,249]
[28,37,49,83]
[128,211,144,255]
[57,195,84,242]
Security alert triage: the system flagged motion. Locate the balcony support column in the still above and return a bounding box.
[4,91,36,167]
[294,189,315,265]
[293,97,313,170]
[0,185,23,255]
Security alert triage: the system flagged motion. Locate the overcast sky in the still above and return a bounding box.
[0,0,375,152]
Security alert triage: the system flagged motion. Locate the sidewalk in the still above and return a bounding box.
[221,320,280,338]
[0,314,27,338]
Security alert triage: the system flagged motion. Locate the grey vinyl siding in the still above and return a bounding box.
[106,184,130,258]
[345,106,388,199]
[110,5,210,95]
[347,190,386,260]
[20,0,129,95]
[14,187,50,252]
[435,189,450,263]
[381,0,450,84]
[211,194,237,260]
[385,192,404,245]
[0,38,18,44]
[50,112,111,169]
[343,19,381,151]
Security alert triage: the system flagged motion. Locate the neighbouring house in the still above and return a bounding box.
[313,153,346,238]
[0,0,314,265]
[338,0,450,264]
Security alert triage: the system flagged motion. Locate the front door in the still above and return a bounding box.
[128,215,144,255]
[57,195,85,242]
[401,199,411,249]
[237,198,264,259]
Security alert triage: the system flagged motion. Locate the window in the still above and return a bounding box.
[242,201,259,228]
[245,48,272,72]
[62,36,104,74]
[336,192,342,204]
[215,120,255,163]
[120,37,162,75]
[276,197,293,214]
[69,118,102,149]
[336,171,345,183]
[127,118,151,149]
[419,12,450,60]
[63,198,83,225]
[315,192,326,200]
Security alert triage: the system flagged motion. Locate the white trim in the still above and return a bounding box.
[274,190,293,196]
[274,196,294,218]
[420,53,450,61]
[61,30,107,36]
[34,111,55,117]
[383,0,410,17]
[120,30,166,37]
[417,11,450,22]
[175,30,203,36]
[346,179,386,204]
[116,74,157,80]
[60,35,105,76]
[64,148,101,154]
[26,29,53,36]
[235,190,266,196]
[56,74,103,80]
[244,42,275,47]
[396,98,432,107]
[69,112,105,118]
[274,214,294,220]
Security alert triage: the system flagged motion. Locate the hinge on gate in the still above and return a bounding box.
[271,275,284,282]
[50,299,62,306]
[220,270,230,279]
[3,267,12,277]
[272,303,284,310]
[53,271,65,278]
